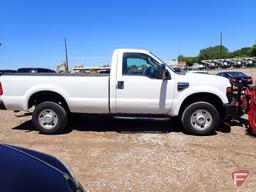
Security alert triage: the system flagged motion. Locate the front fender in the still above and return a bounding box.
[169,85,228,116]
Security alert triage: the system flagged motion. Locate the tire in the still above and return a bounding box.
[32,101,68,134]
[181,102,220,136]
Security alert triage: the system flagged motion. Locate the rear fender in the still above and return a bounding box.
[25,84,70,110]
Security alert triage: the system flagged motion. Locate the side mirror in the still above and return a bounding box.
[156,64,170,80]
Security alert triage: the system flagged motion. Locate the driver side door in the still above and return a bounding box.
[115,52,173,114]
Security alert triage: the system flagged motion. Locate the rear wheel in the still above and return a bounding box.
[32,101,68,134]
[181,102,220,135]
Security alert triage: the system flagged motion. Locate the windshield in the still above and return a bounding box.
[227,72,247,78]
[150,52,179,73]
[150,52,166,64]
[17,68,36,73]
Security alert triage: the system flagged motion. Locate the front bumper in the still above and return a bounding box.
[0,99,6,110]
[223,102,235,118]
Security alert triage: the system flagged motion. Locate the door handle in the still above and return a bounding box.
[117,81,124,89]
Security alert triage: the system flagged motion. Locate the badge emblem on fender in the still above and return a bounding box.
[177,82,189,90]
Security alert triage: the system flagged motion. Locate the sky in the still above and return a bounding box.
[0,0,256,70]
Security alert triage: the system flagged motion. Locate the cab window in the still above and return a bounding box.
[122,53,159,78]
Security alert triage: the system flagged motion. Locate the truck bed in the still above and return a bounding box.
[0,74,110,113]
[0,72,110,77]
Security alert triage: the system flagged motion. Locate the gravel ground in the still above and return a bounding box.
[0,110,256,192]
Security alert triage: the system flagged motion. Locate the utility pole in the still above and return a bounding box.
[64,38,69,71]
[220,32,223,59]
[178,38,181,56]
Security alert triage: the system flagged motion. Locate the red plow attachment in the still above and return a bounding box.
[248,90,256,134]
[230,82,256,135]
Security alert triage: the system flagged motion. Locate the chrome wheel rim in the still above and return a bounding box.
[38,109,58,129]
[190,109,212,131]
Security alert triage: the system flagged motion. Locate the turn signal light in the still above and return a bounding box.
[230,78,237,83]
[226,87,233,94]
[0,82,3,96]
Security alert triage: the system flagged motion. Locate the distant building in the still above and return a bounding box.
[71,65,111,74]
[72,65,86,73]
[166,60,186,68]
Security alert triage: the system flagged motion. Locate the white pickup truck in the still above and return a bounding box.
[0,49,234,135]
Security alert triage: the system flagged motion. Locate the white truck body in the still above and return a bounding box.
[0,49,232,135]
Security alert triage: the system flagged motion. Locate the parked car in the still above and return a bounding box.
[187,70,209,75]
[212,60,231,69]
[0,49,233,136]
[0,69,16,74]
[186,63,205,70]
[0,144,85,192]
[201,60,216,69]
[216,71,253,85]
[17,68,56,73]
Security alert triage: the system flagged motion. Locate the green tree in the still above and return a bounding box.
[250,43,256,57]
[198,45,229,60]
[229,47,252,58]
[177,42,256,64]
[184,56,199,65]
[177,55,185,62]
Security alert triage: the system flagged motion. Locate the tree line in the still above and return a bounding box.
[178,43,256,65]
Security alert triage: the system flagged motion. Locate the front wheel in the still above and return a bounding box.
[32,101,68,134]
[181,102,220,136]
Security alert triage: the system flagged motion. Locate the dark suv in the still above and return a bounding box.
[17,68,56,73]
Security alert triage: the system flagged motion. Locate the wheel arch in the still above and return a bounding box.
[28,91,70,112]
[178,92,224,118]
